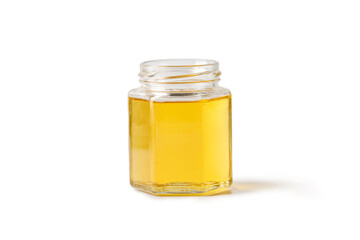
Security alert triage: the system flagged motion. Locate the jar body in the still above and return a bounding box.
[129,59,232,195]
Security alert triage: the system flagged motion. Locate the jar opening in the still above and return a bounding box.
[141,59,218,68]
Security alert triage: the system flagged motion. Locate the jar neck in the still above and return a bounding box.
[139,59,221,91]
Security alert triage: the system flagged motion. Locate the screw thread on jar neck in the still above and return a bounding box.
[139,59,221,91]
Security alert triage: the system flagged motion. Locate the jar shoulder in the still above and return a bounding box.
[128,86,231,102]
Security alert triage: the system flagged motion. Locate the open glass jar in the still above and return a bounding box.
[128,59,232,195]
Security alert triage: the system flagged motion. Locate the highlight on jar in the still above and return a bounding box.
[128,59,232,196]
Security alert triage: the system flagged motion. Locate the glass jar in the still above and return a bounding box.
[128,59,232,195]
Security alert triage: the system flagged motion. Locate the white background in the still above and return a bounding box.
[0,0,359,239]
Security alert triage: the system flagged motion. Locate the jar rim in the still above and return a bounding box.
[141,59,218,68]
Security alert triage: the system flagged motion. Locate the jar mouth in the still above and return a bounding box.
[141,59,218,68]
[139,59,221,84]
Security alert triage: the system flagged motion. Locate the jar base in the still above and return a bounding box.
[131,180,232,196]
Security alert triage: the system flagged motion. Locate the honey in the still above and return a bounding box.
[129,95,232,195]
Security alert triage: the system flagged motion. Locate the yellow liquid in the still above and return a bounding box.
[129,95,232,195]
